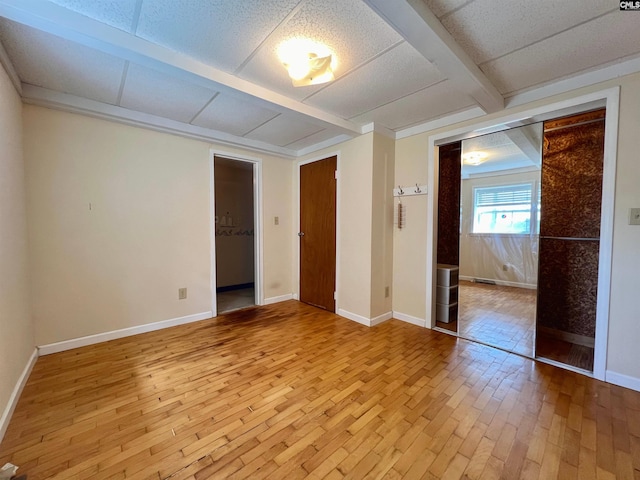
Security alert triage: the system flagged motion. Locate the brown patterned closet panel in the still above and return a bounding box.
[537,108,605,340]
[541,110,605,239]
[537,238,599,337]
[437,141,461,266]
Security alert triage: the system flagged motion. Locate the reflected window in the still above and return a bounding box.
[472,183,539,234]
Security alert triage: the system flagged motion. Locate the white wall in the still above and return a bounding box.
[392,134,429,321]
[393,72,640,385]
[606,73,640,383]
[370,133,395,318]
[24,106,292,346]
[460,170,540,287]
[0,64,34,432]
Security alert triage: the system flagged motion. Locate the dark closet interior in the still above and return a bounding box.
[436,142,461,332]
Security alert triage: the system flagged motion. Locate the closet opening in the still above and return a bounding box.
[427,89,618,380]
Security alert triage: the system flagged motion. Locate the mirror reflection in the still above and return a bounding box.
[455,123,542,357]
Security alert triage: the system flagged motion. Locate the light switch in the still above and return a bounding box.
[630,208,640,225]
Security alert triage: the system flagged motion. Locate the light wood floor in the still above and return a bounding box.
[457,281,593,371]
[458,281,536,358]
[1,301,639,479]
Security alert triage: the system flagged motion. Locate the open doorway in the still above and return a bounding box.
[214,156,255,313]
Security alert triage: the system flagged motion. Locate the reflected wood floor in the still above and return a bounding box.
[1,301,639,479]
[459,281,536,358]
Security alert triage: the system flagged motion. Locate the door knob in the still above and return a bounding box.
[298,232,305,236]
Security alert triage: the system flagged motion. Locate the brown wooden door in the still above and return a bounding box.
[300,156,337,312]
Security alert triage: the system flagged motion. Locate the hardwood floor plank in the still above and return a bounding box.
[0,301,638,480]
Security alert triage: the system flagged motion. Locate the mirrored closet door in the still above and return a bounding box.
[457,123,542,357]
[435,109,606,374]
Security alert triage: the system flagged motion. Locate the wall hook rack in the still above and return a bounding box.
[393,184,427,197]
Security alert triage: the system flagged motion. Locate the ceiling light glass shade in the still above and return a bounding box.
[462,151,488,165]
[278,38,336,87]
[288,53,334,86]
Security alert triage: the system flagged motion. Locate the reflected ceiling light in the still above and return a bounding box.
[278,38,336,87]
[462,151,488,165]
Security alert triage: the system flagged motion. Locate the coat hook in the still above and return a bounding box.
[415,184,421,194]
[398,185,404,195]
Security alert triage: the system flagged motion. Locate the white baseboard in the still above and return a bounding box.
[337,309,371,327]
[370,311,392,326]
[38,311,213,356]
[0,348,38,443]
[293,293,299,300]
[263,294,294,305]
[392,311,427,328]
[459,275,537,290]
[606,370,640,392]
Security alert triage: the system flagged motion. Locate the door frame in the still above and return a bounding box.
[426,87,620,381]
[209,149,264,317]
[296,152,341,312]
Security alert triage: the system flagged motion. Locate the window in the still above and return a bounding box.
[472,183,539,234]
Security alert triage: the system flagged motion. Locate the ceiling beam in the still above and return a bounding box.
[504,127,542,166]
[363,0,504,114]
[23,85,299,158]
[0,0,363,135]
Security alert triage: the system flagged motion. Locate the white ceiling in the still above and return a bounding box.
[461,123,543,178]
[0,0,638,158]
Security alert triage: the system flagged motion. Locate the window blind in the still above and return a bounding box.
[475,184,532,207]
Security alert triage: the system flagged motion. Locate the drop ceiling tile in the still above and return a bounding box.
[238,0,403,100]
[305,42,444,118]
[120,64,217,123]
[441,0,614,64]
[350,80,475,130]
[284,128,345,150]
[191,94,279,136]
[244,114,323,147]
[480,11,640,94]
[47,0,139,32]
[0,19,124,104]
[422,0,472,18]
[135,0,300,72]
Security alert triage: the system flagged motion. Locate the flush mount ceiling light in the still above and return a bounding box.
[462,151,489,166]
[278,38,336,87]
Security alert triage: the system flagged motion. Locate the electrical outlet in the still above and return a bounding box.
[178,288,187,300]
[629,208,640,225]
[385,286,390,298]
[274,216,279,225]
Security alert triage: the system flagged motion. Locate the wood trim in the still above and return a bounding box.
[392,311,427,327]
[0,349,37,443]
[263,294,294,305]
[37,312,213,356]
[370,311,393,326]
